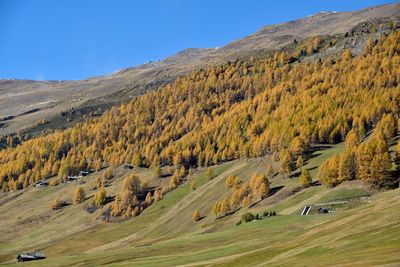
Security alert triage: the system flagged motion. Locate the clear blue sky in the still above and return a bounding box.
[0,0,395,81]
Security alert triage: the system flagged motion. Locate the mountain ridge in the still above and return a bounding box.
[0,3,398,135]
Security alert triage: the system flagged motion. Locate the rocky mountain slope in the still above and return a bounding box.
[0,3,399,136]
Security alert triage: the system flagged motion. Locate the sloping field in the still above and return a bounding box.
[1,142,399,266]
[4,189,399,266]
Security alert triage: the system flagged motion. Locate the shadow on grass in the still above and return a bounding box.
[303,144,333,162]
[249,185,284,208]
[60,201,71,208]
[197,215,207,221]
[290,166,318,179]
[104,196,115,205]
[160,173,172,179]
[291,181,321,194]
[311,181,321,187]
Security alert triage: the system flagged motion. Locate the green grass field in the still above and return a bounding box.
[1,143,399,266]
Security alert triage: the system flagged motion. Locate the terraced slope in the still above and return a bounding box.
[1,142,398,266]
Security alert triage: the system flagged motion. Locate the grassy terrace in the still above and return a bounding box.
[10,189,400,267]
[1,142,399,266]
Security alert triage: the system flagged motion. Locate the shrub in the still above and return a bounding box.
[153,189,162,202]
[190,179,197,191]
[236,220,242,226]
[192,210,201,221]
[145,191,153,205]
[94,187,106,206]
[241,212,255,223]
[72,186,85,205]
[50,197,63,210]
[161,184,170,194]
[103,169,114,181]
[111,195,121,216]
[299,169,312,187]
[212,201,221,218]
[95,175,104,189]
[37,118,46,125]
[206,168,215,180]
[49,178,59,186]
[225,175,238,188]
[169,174,178,189]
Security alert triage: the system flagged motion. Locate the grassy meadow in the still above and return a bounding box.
[1,142,399,266]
